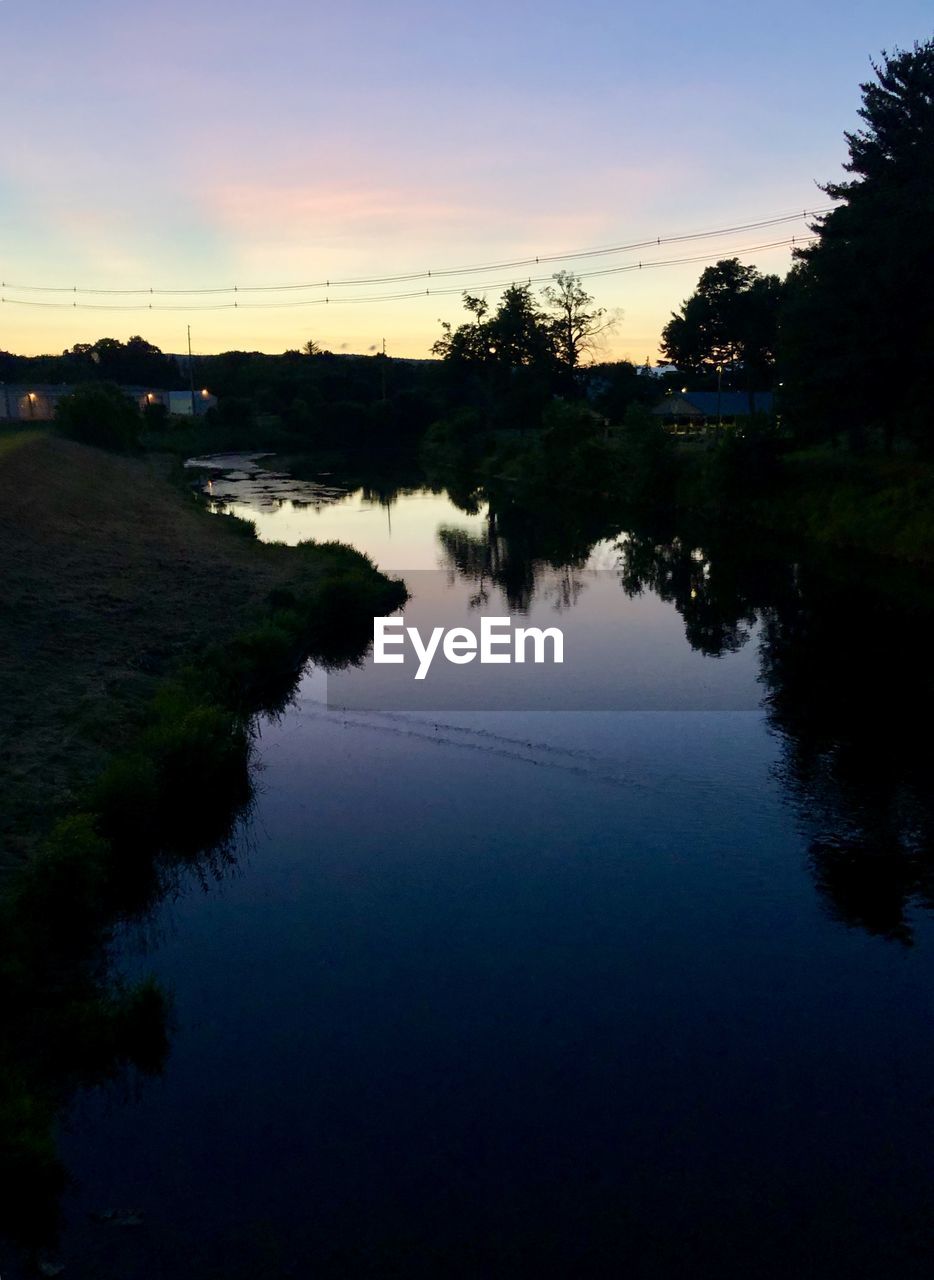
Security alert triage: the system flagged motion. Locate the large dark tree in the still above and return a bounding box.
[432,283,558,428]
[782,40,934,451]
[434,284,555,370]
[61,336,183,388]
[661,259,782,399]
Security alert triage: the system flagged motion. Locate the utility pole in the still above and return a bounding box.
[380,337,387,403]
[188,325,196,417]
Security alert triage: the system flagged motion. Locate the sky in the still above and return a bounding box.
[0,0,930,361]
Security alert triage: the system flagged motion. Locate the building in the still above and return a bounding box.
[652,390,774,432]
[165,389,217,416]
[0,384,217,422]
[0,385,64,421]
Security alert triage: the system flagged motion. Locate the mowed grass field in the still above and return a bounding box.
[0,429,330,868]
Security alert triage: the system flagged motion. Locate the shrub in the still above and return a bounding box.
[90,753,162,852]
[142,400,169,430]
[11,814,111,927]
[144,697,249,799]
[55,382,140,451]
[702,416,782,508]
[615,406,676,503]
[208,396,256,432]
[67,977,171,1079]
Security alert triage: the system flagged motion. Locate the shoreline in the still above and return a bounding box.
[671,444,934,567]
[0,429,403,869]
[0,428,405,1262]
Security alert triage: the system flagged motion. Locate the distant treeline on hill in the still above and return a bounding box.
[1,333,679,450]
[0,336,186,391]
[186,345,678,450]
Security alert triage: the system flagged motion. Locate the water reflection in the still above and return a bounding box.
[189,448,934,945]
[760,563,934,944]
[3,449,928,1277]
[429,477,934,943]
[185,452,349,512]
[614,526,934,945]
[617,532,760,656]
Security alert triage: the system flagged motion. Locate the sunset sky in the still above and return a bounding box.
[1,0,930,361]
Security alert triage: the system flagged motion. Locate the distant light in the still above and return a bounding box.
[28,392,37,401]
[681,386,687,393]
[201,388,209,397]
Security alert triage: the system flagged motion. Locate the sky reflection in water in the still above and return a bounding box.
[51,455,934,1280]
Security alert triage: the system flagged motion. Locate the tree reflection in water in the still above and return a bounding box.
[619,532,934,944]
[438,487,934,946]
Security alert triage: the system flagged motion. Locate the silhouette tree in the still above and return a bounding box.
[59,336,182,387]
[486,284,555,368]
[432,284,558,428]
[433,283,556,370]
[661,259,782,401]
[433,292,497,364]
[782,40,934,452]
[541,271,609,372]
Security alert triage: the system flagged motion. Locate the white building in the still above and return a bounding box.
[0,384,217,421]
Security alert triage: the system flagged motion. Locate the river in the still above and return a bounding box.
[44,451,934,1277]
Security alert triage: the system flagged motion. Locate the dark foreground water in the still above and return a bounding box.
[43,455,934,1276]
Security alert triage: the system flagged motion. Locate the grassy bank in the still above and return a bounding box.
[0,429,403,868]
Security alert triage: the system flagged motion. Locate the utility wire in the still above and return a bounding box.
[0,236,816,312]
[0,208,830,299]
[242,235,816,307]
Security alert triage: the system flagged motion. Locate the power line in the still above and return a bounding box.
[0,236,816,313]
[0,208,831,299]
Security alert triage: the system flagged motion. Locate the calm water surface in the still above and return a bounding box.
[51,454,934,1278]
